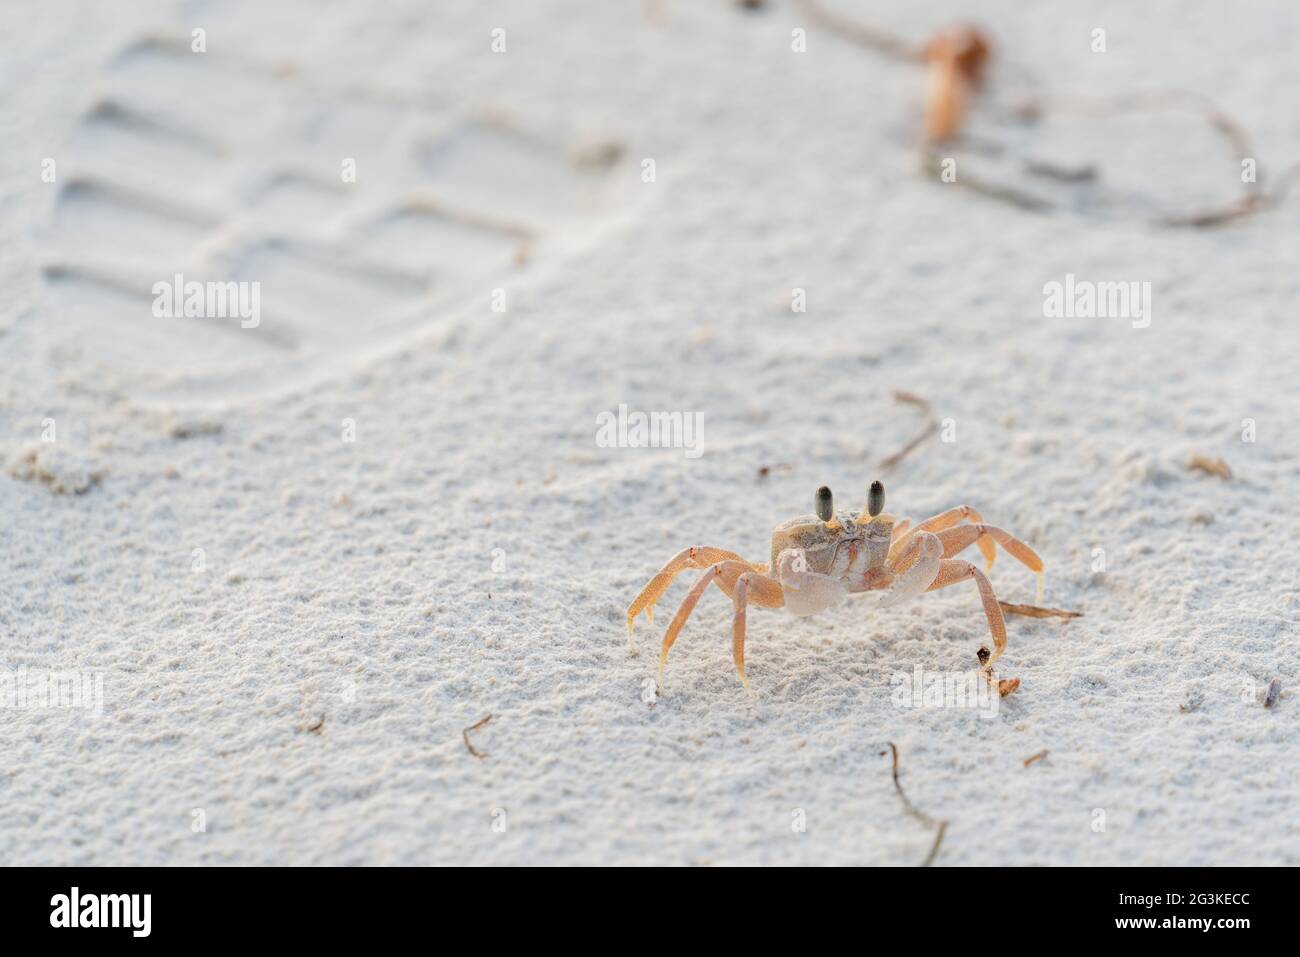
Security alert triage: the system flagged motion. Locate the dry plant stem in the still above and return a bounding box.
[879,390,938,470]
[1162,195,1269,228]
[1029,90,1251,157]
[1023,90,1274,227]
[1184,158,1300,225]
[920,821,948,868]
[462,714,493,758]
[793,0,924,63]
[793,0,1299,227]
[986,89,1293,227]
[1023,749,1049,767]
[998,600,1082,619]
[884,741,948,867]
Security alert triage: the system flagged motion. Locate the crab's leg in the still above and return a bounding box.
[657,561,782,695]
[925,559,1009,670]
[626,546,756,654]
[934,524,1045,602]
[890,519,911,542]
[889,505,996,570]
[731,571,785,697]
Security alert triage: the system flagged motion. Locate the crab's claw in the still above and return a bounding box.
[776,549,847,617]
[876,533,943,608]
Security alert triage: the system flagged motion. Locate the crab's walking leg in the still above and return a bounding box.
[626,546,754,654]
[731,571,785,697]
[926,559,1010,672]
[657,561,782,695]
[888,505,996,570]
[890,519,912,542]
[934,524,1045,603]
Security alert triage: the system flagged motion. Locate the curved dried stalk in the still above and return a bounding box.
[793,0,925,63]
[793,4,1299,228]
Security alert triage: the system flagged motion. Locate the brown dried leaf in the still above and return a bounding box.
[999,601,1082,619]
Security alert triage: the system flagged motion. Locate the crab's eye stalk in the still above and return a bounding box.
[815,486,834,522]
[867,480,885,517]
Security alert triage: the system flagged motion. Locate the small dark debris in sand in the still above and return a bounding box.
[7,446,105,495]
[165,413,224,439]
[463,714,493,758]
[1024,160,1098,183]
[757,462,794,480]
[1264,678,1282,709]
[1023,749,1049,767]
[998,601,1083,619]
[881,742,947,867]
[1188,455,1232,479]
[569,137,625,170]
[305,717,325,734]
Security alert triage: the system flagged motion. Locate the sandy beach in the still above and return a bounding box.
[1,0,1297,865]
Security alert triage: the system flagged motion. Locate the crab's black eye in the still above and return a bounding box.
[867,480,885,517]
[815,486,834,522]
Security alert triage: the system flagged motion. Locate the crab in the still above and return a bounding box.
[626,481,1044,697]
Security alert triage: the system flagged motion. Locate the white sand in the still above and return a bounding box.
[1,0,1297,865]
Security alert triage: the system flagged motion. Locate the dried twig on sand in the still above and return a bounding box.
[462,714,493,758]
[883,742,947,867]
[999,601,1082,619]
[1188,455,1232,479]
[793,0,924,63]
[1023,749,1049,767]
[880,391,938,471]
[791,2,1300,227]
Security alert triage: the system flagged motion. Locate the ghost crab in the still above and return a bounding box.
[626,482,1044,697]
